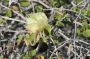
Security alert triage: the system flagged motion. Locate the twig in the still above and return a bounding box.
[0,16,26,23]
[0,29,27,33]
[78,40,90,45]
[49,40,70,59]
[49,28,72,59]
[58,29,71,40]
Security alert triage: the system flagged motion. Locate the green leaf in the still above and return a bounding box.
[51,0,61,7]
[0,18,6,25]
[30,50,36,57]
[20,1,30,7]
[22,49,36,59]
[83,29,90,38]
[82,22,88,30]
[54,13,63,20]
[22,52,30,59]
[17,34,23,44]
[81,9,87,15]
[6,9,12,17]
[26,33,35,42]
[35,5,43,12]
[76,28,82,36]
[56,21,64,27]
[44,24,52,35]
[86,10,90,17]
[25,33,37,45]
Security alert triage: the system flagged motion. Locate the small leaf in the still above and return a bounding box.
[29,34,35,42]
[17,34,23,44]
[0,18,6,26]
[20,1,30,7]
[76,28,81,36]
[56,21,64,27]
[83,29,90,38]
[54,13,63,20]
[86,10,90,17]
[51,0,61,7]
[25,33,36,45]
[44,24,52,35]
[82,22,88,30]
[6,9,12,17]
[35,5,43,12]
[81,9,87,15]
[22,52,30,59]
[30,50,36,57]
